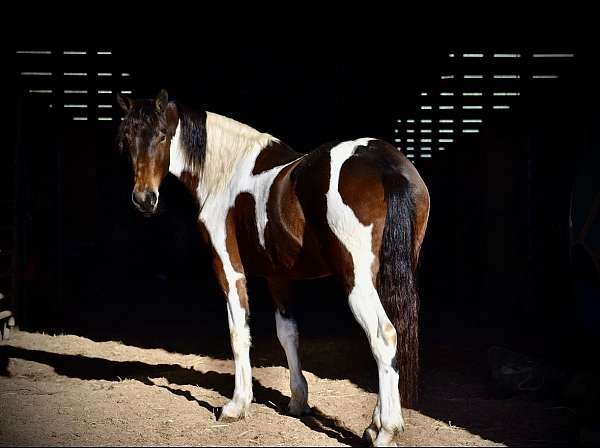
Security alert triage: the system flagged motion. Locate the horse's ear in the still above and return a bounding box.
[117,93,132,113]
[155,89,169,114]
[166,102,178,133]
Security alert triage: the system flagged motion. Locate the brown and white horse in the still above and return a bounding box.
[116,89,430,446]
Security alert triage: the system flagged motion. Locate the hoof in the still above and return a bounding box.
[217,412,243,423]
[373,428,400,447]
[217,401,250,422]
[362,426,378,445]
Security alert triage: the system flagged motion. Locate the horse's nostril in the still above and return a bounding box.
[147,192,157,208]
[132,191,144,208]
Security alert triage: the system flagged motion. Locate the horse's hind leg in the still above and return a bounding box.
[267,278,311,416]
[347,277,403,446]
[326,236,403,446]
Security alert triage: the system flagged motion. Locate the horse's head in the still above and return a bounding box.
[117,89,178,216]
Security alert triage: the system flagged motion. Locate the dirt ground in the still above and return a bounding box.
[0,329,575,447]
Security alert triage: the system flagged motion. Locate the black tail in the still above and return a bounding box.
[377,174,419,409]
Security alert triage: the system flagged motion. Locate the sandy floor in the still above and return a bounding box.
[0,330,574,446]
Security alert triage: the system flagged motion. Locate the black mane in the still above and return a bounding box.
[176,103,207,172]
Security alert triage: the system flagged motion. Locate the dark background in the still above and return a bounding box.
[3,47,599,401]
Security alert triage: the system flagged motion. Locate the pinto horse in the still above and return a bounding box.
[116,89,429,446]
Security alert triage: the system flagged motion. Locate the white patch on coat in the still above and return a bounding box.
[168,121,185,177]
[326,138,404,443]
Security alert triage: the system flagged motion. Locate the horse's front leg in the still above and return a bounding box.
[220,274,252,421]
[207,224,253,421]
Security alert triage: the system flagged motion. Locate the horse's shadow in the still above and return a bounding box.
[0,345,364,446]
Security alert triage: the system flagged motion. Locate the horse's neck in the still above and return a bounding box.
[169,111,293,201]
[201,112,275,191]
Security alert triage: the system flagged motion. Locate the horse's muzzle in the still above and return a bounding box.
[132,190,158,215]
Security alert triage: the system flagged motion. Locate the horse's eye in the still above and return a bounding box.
[159,131,167,143]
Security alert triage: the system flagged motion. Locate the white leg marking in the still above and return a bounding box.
[326,139,404,445]
[275,310,310,416]
[204,223,253,420]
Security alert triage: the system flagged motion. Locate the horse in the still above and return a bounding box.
[116,89,430,446]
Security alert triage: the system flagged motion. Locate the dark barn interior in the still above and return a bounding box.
[2,47,600,446]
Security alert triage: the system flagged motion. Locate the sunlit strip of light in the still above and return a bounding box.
[493,105,510,109]
[21,71,52,75]
[532,53,574,58]
[463,119,482,123]
[73,117,88,121]
[63,50,86,55]
[98,90,112,94]
[420,129,432,133]
[494,53,520,58]
[98,72,112,76]
[64,90,88,94]
[29,89,52,93]
[407,129,415,133]
[407,154,415,158]
[421,92,428,96]
[394,129,399,133]
[97,51,112,55]
[532,75,559,79]
[407,119,415,123]
[98,104,112,108]
[420,106,432,110]
[98,117,113,121]
[449,53,455,57]
[420,119,432,123]
[420,154,432,158]
[421,147,432,151]
[441,75,454,79]
[64,72,87,76]
[121,73,131,77]
[439,105,454,109]
[407,139,414,142]
[121,90,133,94]
[463,53,483,57]
[17,50,51,54]
[439,129,454,133]
[493,92,520,96]
[494,75,520,79]
[406,147,414,150]
[421,138,432,142]
[463,92,482,96]
[440,92,454,96]
[463,105,482,109]
[396,119,402,123]
[439,119,454,123]
[464,75,483,79]
[439,138,454,143]
[394,138,401,143]
[438,147,446,151]
[463,129,480,133]
[64,104,87,108]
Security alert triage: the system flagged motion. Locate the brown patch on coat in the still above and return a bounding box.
[252,140,301,175]
[179,170,199,194]
[292,143,356,292]
[224,206,249,311]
